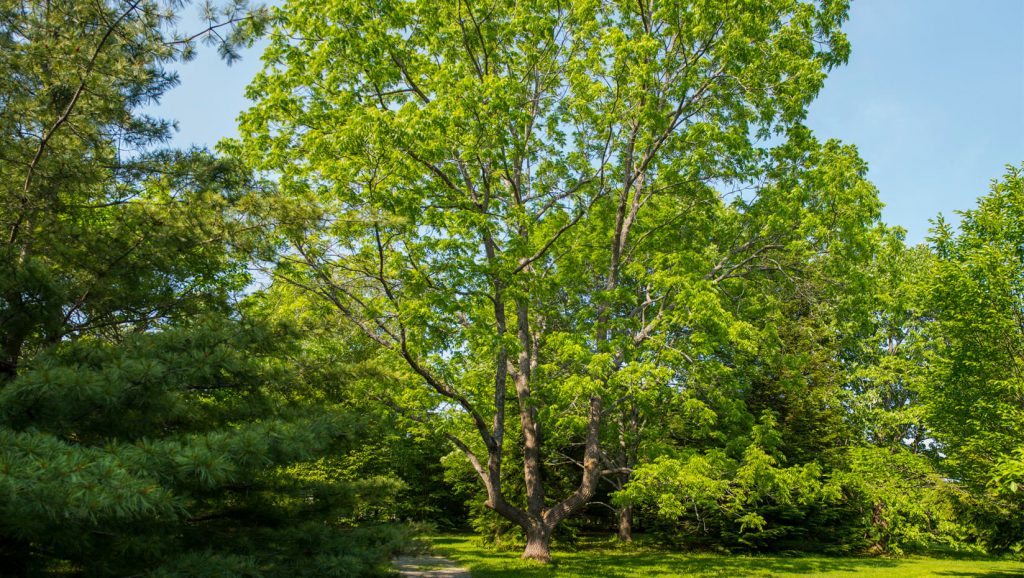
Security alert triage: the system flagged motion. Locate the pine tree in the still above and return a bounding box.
[0,1,412,574]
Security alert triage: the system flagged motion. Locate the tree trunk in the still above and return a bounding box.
[0,298,27,384]
[868,501,890,553]
[522,524,553,562]
[514,395,603,563]
[617,504,633,542]
[613,400,638,542]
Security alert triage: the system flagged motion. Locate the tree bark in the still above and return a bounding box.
[611,399,638,542]
[0,331,26,384]
[869,500,890,553]
[617,504,634,542]
[522,523,553,562]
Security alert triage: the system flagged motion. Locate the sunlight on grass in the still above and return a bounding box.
[430,535,1024,578]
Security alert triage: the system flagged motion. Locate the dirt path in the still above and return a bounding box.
[392,554,472,577]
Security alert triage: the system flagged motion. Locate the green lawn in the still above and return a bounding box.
[430,535,1024,578]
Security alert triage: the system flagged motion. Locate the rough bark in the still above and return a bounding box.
[609,398,639,542]
[522,524,553,562]
[617,505,634,542]
[515,297,546,519]
[868,500,890,553]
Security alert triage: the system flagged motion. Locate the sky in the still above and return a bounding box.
[158,0,1024,244]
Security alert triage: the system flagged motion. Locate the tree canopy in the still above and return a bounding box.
[233,0,889,560]
[925,165,1024,551]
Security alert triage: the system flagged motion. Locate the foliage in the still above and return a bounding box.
[0,0,268,379]
[0,0,414,574]
[0,318,411,576]
[616,413,831,551]
[251,281,472,528]
[831,447,972,555]
[846,231,936,453]
[616,221,983,555]
[924,164,1024,552]
[232,0,883,559]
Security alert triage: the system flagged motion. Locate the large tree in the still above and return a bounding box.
[236,0,879,561]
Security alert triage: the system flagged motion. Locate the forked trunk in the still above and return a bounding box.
[479,396,602,564]
[522,524,553,562]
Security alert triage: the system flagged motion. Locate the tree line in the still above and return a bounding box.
[0,0,1021,574]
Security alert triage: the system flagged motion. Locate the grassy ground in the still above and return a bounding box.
[430,534,1024,578]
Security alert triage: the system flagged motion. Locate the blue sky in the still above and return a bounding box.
[806,0,1024,243]
[158,0,1024,244]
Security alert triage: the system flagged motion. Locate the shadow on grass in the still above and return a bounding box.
[430,536,899,577]
[937,569,1024,573]
[430,536,1024,578]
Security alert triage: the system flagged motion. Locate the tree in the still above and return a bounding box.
[0,0,257,569]
[846,230,935,453]
[831,230,972,554]
[612,217,875,552]
[0,0,266,382]
[0,0,415,574]
[0,318,419,576]
[925,164,1024,551]
[615,224,983,555]
[235,0,878,561]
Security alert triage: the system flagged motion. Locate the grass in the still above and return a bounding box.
[429,534,1024,578]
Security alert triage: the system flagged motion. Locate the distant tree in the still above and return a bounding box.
[830,230,973,554]
[846,230,935,453]
[235,0,884,561]
[616,227,977,555]
[925,164,1024,551]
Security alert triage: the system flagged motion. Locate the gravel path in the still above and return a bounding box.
[392,554,472,577]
